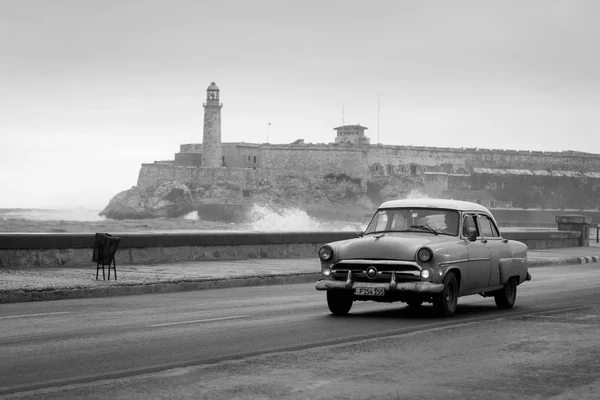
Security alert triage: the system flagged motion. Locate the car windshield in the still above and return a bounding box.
[364,208,460,236]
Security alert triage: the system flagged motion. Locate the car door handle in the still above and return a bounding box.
[502,239,508,243]
[481,240,488,244]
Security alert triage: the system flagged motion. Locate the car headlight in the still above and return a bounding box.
[417,247,432,263]
[318,245,333,261]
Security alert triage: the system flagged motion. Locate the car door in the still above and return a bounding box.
[478,213,511,287]
[462,213,492,291]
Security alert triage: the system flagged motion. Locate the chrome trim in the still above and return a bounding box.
[438,257,491,266]
[438,259,469,267]
[379,270,421,277]
[390,270,397,291]
[346,270,353,289]
[315,280,444,294]
[337,260,420,268]
[332,270,421,277]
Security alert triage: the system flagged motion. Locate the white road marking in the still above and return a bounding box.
[148,315,250,327]
[0,312,72,320]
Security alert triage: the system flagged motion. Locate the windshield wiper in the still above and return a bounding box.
[410,224,439,235]
[363,230,387,236]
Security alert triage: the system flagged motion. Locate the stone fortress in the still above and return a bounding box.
[101,82,600,222]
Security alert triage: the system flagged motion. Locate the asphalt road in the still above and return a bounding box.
[1,263,599,398]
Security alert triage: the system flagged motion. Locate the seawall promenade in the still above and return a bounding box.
[0,229,582,268]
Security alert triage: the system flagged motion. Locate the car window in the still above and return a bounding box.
[374,212,389,231]
[462,214,480,238]
[364,208,459,235]
[479,215,500,237]
[390,212,408,230]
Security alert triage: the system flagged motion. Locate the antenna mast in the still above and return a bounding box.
[342,104,345,126]
[377,93,380,144]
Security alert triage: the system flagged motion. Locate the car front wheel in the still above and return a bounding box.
[327,290,353,315]
[494,277,517,309]
[433,273,458,317]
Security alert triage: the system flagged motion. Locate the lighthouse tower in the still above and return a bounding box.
[202,82,223,168]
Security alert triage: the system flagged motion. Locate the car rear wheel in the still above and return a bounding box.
[433,273,458,317]
[494,277,517,309]
[327,290,353,315]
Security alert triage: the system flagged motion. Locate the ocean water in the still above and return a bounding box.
[0,208,106,222]
[0,205,367,232]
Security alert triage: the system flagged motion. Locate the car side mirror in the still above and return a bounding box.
[468,231,477,242]
[356,232,364,238]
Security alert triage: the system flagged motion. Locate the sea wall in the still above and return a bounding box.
[0,229,582,268]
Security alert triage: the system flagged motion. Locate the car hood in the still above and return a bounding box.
[337,233,453,261]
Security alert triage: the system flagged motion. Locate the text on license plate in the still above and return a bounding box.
[355,287,385,296]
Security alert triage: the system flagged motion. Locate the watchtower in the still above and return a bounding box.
[203,82,223,167]
[334,125,370,145]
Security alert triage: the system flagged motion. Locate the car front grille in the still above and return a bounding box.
[331,262,421,283]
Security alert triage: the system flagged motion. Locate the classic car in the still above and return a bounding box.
[315,199,531,317]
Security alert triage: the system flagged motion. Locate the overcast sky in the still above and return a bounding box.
[1,0,599,209]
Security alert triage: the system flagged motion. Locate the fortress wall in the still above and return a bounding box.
[174,152,203,166]
[172,143,600,179]
[179,143,202,152]
[138,163,179,187]
[470,173,600,209]
[463,149,600,171]
[423,173,449,196]
[259,146,366,177]
[361,145,600,173]
[447,174,473,190]
[221,144,260,169]
[365,146,470,175]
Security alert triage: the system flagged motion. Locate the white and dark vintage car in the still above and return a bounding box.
[315,199,531,317]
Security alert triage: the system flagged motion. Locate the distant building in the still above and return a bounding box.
[147,81,600,211]
[333,125,370,145]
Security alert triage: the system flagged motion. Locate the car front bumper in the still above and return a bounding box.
[315,279,444,294]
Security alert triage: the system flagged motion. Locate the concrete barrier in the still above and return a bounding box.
[0,229,583,268]
[0,232,359,268]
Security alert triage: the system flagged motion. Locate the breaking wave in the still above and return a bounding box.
[245,204,365,232]
[405,189,430,199]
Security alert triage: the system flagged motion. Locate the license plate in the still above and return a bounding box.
[355,287,385,296]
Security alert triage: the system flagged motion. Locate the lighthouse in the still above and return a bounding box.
[202,82,223,168]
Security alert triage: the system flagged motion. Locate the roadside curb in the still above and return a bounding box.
[0,273,321,304]
[1,256,599,304]
[527,256,600,267]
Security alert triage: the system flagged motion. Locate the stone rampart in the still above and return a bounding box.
[259,145,366,177]
[0,229,582,268]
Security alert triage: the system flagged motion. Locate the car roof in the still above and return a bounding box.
[379,198,492,213]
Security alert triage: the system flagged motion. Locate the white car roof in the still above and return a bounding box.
[379,198,492,213]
